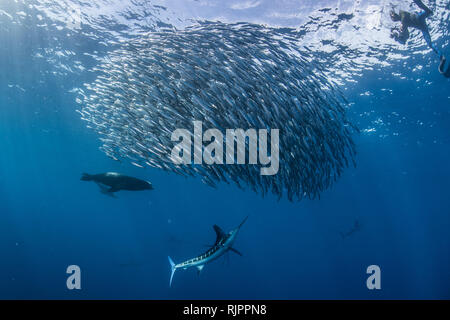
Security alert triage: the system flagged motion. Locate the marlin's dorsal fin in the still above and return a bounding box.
[213,224,226,244]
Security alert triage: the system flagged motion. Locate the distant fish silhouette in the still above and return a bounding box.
[340,219,361,239]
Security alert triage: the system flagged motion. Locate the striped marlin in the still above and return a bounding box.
[168,216,248,287]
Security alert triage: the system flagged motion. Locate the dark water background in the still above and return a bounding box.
[0,0,449,299]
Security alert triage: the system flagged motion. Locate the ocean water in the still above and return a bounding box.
[0,0,449,299]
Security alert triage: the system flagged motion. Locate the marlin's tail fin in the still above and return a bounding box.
[168,256,177,287]
[81,173,93,181]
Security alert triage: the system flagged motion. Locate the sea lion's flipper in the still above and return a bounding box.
[108,186,120,193]
[95,182,118,198]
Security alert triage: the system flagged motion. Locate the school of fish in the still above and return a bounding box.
[77,22,357,201]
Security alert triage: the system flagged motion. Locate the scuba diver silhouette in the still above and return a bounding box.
[390,0,449,77]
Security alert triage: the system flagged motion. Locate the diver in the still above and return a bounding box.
[390,0,449,77]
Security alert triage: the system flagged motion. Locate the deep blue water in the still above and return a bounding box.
[0,0,450,299]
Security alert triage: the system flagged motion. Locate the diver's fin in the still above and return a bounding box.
[413,0,432,14]
[230,248,243,256]
[213,225,226,244]
[168,256,177,287]
[197,265,205,275]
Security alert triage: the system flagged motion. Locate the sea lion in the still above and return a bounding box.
[81,172,153,195]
